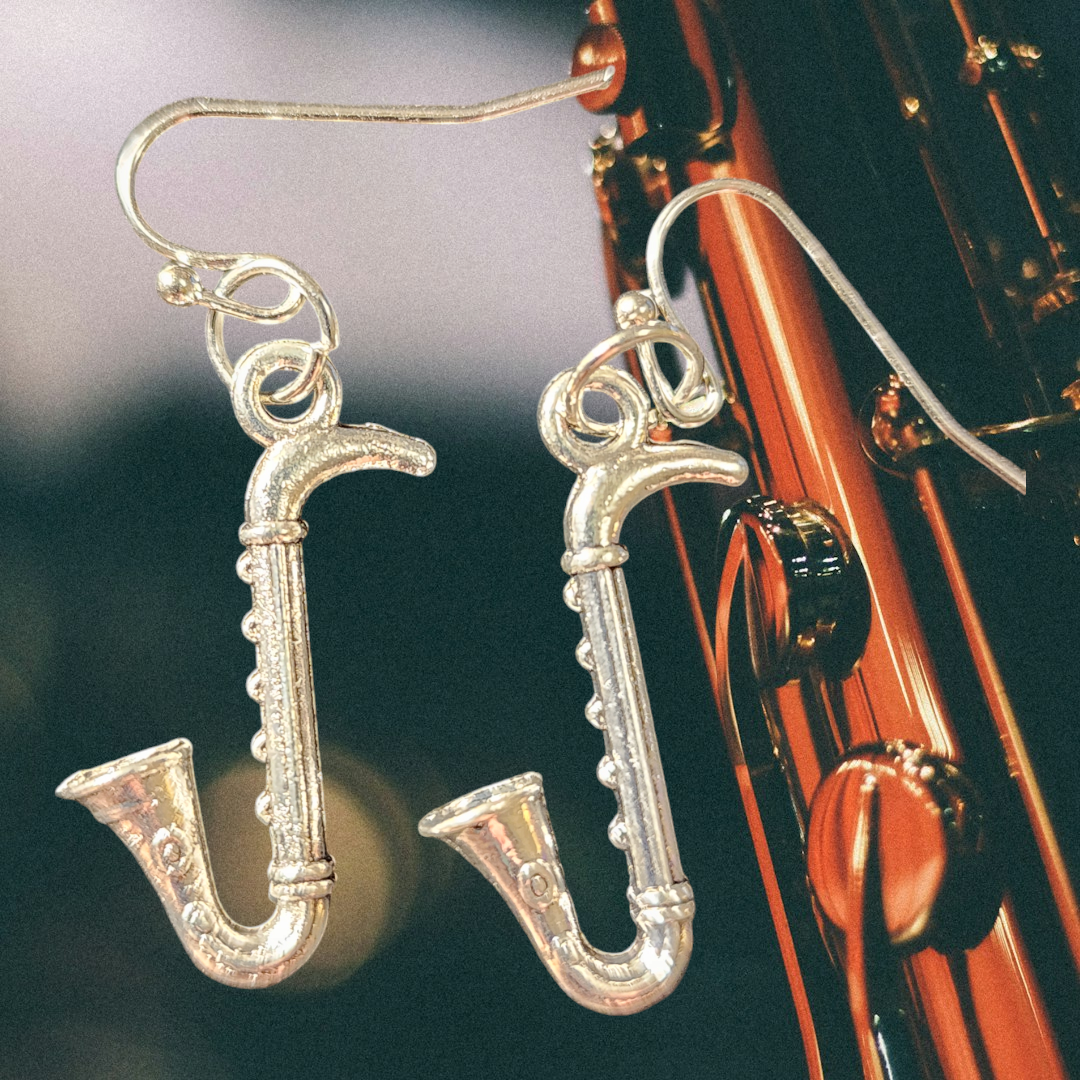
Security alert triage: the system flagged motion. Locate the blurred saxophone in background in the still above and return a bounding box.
[574,1,1079,1076]
[434,0,1079,1076]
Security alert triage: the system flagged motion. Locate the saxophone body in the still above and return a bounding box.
[56,344,436,987]
[569,0,1078,1075]
[421,366,747,1014]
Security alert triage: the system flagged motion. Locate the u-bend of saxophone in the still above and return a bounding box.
[421,367,747,1014]
[57,353,436,988]
[419,772,696,1015]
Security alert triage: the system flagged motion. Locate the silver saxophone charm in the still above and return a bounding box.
[57,341,435,987]
[420,335,748,1014]
[55,68,614,989]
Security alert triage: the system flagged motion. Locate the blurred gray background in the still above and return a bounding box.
[1,0,615,456]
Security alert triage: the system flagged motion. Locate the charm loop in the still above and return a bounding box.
[616,291,719,427]
[636,331,723,429]
[231,340,343,448]
[539,365,651,474]
[563,321,711,436]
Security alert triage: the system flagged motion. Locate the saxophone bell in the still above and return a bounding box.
[419,773,695,1016]
[56,738,330,988]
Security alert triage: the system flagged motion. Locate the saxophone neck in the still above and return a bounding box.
[562,430,747,557]
[537,363,747,558]
[244,422,435,526]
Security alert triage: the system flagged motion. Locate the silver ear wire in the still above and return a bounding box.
[116,67,613,406]
[118,68,614,269]
[644,177,1025,493]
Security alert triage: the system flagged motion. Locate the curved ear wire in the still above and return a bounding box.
[116,69,614,271]
[114,68,612,405]
[643,178,1026,493]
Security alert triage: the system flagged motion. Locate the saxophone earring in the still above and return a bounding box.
[419,177,1027,1016]
[419,238,749,1013]
[55,67,613,989]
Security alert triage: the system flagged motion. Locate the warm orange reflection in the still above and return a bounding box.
[202,745,420,990]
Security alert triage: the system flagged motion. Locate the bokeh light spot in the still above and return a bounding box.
[202,744,420,990]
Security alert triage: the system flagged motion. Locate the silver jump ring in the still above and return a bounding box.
[631,325,719,428]
[230,340,343,448]
[565,322,707,436]
[207,257,339,405]
[205,276,306,325]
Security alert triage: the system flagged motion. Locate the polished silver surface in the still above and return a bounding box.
[420,322,748,1014]
[57,339,435,988]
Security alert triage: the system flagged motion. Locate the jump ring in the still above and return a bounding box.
[206,256,339,404]
[565,322,710,434]
[629,324,713,427]
[230,340,343,448]
[539,366,651,473]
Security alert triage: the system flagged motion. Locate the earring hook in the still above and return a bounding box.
[117,68,614,271]
[643,178,1026,494]
[117,67,613,405]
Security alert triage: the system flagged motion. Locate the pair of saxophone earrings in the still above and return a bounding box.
[56,68,1025,1012]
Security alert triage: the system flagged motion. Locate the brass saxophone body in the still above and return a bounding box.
[568,0,1078,1075]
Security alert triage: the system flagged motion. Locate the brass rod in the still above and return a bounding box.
[913,467,1080,971]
